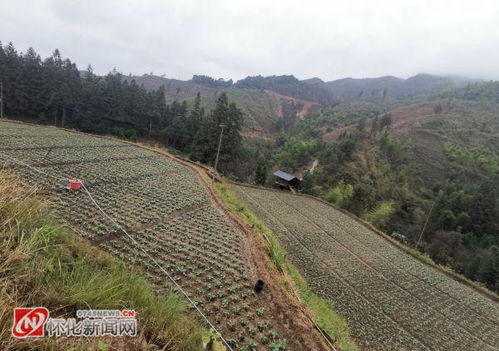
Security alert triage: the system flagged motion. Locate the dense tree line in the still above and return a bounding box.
[426,167,499,291]
[190,75,232,88]
[235,75,336,104]
[0,42,243,172]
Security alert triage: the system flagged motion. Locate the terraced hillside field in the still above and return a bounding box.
[0,121,325,351]
[231,184,499,351]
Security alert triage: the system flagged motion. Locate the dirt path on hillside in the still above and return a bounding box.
[163,154,332,351]
[265,90,319,120]
[136,149,331,350]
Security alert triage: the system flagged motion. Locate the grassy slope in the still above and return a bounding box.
[214,183,359,351]
[0,172,204,350]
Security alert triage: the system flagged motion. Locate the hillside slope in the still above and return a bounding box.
[327,97,499,186]
[325,74,476,100]
[396,98,499,186]
[231,183,499,351]
[0,120,329,351]
[125,73,474,135]
[0,171,203,350]
[126,75,313,134]
[318,96,499,185]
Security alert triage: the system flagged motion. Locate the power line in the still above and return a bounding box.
[417,201,435,247]
[213,123,226,175]
[0,151,68,182]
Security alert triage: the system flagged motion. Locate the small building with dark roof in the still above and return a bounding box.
[273,170,301,190]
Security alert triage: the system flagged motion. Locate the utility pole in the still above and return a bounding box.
[417,201,435,247]
[0,80,4,119]
[213,123,226,175]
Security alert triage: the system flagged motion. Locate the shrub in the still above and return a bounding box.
[362,201,396,228]
[325,181,354,207]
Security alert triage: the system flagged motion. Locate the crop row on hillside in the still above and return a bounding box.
[0,121,290,351]
[231,183,499,351]
[0,170,204,350]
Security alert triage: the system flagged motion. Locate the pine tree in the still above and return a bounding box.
[370,115,379,137]
[2,43,22,116]
[75,64,99,131]
[0,42,5,118]
[185,93,204,150]
[191,93,243,169]
[42,49,65,125]
[60,58,81,126]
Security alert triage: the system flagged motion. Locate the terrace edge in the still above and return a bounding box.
[227,180,499,304]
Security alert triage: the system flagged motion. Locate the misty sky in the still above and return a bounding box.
[1,0,499,81]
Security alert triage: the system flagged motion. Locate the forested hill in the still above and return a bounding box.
[125,72,477,134]
[127,74,334,104]
[128,73,477,105]
[0,42,246,172]
[121,74,215,102]
[325,74,477,100]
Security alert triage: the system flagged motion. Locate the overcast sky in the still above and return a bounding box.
[1,0,499,81]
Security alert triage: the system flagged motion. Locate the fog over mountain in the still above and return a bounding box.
[1,0,499,81]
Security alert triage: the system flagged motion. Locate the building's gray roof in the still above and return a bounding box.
[273,170,297,181]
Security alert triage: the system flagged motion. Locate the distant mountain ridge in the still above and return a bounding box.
[121,72,480,134]
[126,72,478,102]
[324,74,479,100]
